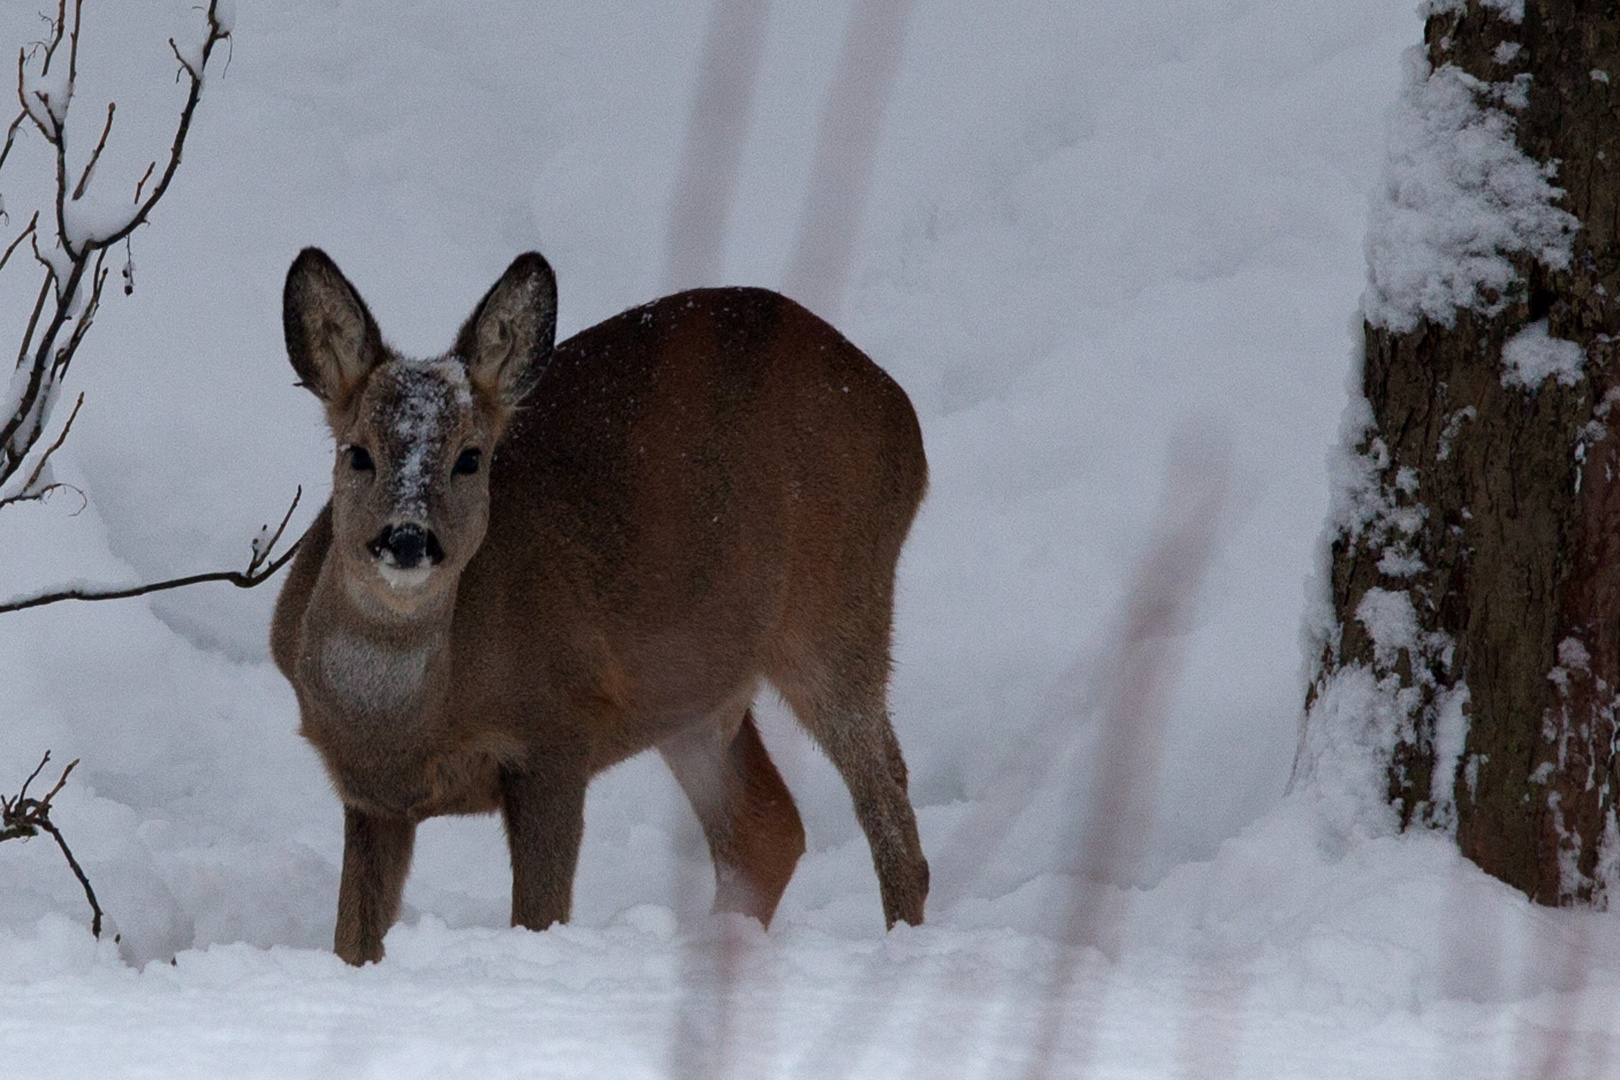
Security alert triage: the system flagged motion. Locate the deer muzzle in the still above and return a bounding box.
[367,523,445,570]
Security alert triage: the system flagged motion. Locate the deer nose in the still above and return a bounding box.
[368,523,444,569]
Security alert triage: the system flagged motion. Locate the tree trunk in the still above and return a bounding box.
[1308,0,1620,904]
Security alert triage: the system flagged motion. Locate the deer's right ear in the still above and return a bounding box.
[283,248,383,406]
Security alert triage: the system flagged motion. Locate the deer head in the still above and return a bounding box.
[283,248,557,618]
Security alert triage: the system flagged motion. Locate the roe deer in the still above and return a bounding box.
[271,249,930,965]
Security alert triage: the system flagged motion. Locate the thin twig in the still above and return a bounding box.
[93,1,229,253]
[70,99,113,201]
[0,210,38,273]
[166,38,196,83]
[252,482,303,565]
[34,816,100,937]
[1,751,103,938]
[56,251,107,374]
[36,0,66,79]
[131,160,154,204]
[27,225,53,284]
[65,0,82,95]
[0,487,307,615]
[12,272,51,391]
[14,751,51,805]
[0,110,26,193]
[0,389,80,508]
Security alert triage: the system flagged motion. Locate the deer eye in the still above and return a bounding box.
[346,446,374,472]
[453,448,482,476]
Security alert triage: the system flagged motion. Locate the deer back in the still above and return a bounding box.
[454,285,926,768]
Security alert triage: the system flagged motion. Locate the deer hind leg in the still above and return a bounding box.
[660,706,806,927]
[774,638,928,929]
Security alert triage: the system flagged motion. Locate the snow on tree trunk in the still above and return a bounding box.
[1301,0,1620,904]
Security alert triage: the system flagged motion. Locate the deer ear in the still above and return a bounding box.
[455,252,557,411]
[283,248,383,406]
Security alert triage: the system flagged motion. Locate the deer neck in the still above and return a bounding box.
[299,554,458,726]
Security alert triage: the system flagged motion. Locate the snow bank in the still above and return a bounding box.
[6,804,1620,1078]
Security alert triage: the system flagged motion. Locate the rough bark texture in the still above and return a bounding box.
[1320,1,1620,905]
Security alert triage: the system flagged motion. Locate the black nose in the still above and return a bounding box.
[368,524,443,569]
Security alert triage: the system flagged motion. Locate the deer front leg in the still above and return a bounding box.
[335,805,417,965]
[500,751,589,931]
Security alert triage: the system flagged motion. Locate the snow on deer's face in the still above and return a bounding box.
[330,355,500,614]
[282,246,557,619]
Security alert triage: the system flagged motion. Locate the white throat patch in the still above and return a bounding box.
[318,631,432,716]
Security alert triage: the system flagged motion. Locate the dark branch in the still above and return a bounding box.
[96,3,231,254]
[34,817,100,938]
[131,159,154,205]
[1,751,103,938]
[0,210,37,272]
[15,751,52,805]
[0,110,26,194]
[65,0,82,95]
[0,389,80,509]
[70,99,113,201]
[0,487,307,615]
[36,0,66,79]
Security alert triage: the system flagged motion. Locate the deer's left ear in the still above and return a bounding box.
[455,252,558,411]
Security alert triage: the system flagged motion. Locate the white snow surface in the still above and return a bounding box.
[3,1,1618,1076]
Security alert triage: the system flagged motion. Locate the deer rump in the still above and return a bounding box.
[272,250,929,965]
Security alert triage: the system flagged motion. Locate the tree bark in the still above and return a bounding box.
[1312,1,1620,904]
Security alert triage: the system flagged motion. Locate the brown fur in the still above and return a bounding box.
[272,249,929,964]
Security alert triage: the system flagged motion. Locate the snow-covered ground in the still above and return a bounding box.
[2,0,1615,1076]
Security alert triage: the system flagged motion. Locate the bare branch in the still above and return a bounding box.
[26,223,51,279]
[65,0,82,94]
[2,480,84,511]
[0,209,38,272]
[37,754,74,806]
[0,0,231,493]
[56,250,107,374]
[0,751,103,938]
[11,265,51,383]
[70,99,113,201]
[47,93,70,258]
[0,487,308,615]
[34,1,66,80]
[13,750,51,806]
[0,109,26,194]
[250,483,303,571]
[93,3,231,253]
[165,37,196,84]
[34,816,100,937]
[12,270,51,386]
[42,1,65,74]
[131,159,154,204]
[7,47,25,157]
[0,389,79,508]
